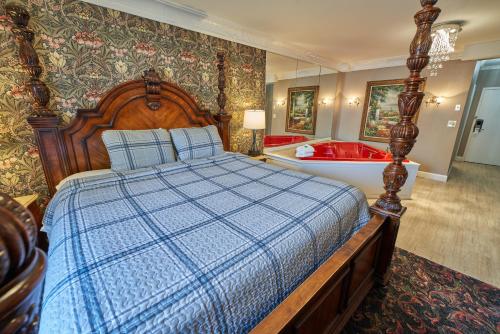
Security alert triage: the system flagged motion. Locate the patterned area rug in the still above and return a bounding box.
[343,248,500,334]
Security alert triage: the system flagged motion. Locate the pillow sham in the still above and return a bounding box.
[169,125,224,161]
[102,129,176,171]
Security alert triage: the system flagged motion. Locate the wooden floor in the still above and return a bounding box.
[394,162,500,288]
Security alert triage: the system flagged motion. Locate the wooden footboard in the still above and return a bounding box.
[251,214,387,334]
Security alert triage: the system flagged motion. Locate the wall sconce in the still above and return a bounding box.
[348,97,361,107]
[275,98,286,107]
[320,97,333,105]
[425,96,444,108]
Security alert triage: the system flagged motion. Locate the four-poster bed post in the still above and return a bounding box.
[0,0,440,333]
[371,0,441,284]
[0,193,47,333]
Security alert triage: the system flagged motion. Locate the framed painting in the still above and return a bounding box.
[285,86,319,135]
[359,79,425,143]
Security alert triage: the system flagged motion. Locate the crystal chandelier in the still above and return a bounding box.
[428,23,462,76]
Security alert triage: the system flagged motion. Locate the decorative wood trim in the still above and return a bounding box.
[28,70,230,196]
[216,52,227,115]
[215,52,232,151]
[5,3,53,117]
[0,193,47,333]
[359,79,426,143]
[5,2,66,195]
[372,0,440,214]
[143,68,162,111]
[370,0,441,285]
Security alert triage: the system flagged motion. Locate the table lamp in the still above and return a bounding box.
[243,109,266,156]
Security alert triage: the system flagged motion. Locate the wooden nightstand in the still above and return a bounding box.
[14,194,47,251]
[248,155,267,162]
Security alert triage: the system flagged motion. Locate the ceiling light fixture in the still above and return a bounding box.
[428,22,462,77]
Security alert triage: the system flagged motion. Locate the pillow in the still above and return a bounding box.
[169,125,224,161]
[56,169,113,190]
[102,129,176,171]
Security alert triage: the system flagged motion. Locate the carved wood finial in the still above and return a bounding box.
[214,52,231,151]
[143,68,161,110]
[0,193,37,285]
[373,1,441,214]
[5,3,54,117]
[216,52,227,115]
[0,192,46,333]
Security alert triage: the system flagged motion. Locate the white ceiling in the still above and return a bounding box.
[85,0,500,71]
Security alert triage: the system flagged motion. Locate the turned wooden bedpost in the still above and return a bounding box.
[6,4,51,116]
[371,0,440,285]
[214,52,232,151]
[6,3,68,196]
[0,193,47,333]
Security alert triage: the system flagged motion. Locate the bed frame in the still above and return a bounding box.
[1,1,440,333]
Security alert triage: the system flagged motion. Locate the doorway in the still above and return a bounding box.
[454,59,500,167]
[463,87,500,166]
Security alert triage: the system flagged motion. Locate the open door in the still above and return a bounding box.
[464,87,500,166]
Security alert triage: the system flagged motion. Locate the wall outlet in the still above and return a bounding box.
[455,104,461,111]
[447,120,457,128]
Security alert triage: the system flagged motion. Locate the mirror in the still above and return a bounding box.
[265,52,337,139]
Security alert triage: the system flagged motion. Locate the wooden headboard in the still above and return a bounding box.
[26,64,230,195]
[6,3,231,196]
[5,5,231,196]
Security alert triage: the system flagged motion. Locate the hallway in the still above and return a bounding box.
[396,162,500,287]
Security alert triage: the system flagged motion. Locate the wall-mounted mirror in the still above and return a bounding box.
[265,52,337,139]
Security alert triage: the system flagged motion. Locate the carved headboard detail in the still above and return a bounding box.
[27,68,231,196]
[6,3,231,196]
[143,68,162,111]
[6,4,231,195]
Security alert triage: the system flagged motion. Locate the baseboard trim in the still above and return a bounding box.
[417,171,448,182]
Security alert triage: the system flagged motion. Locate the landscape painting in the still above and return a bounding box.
[286,86,319,135]
[359,79,423,143]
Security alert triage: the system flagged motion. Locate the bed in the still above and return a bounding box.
[0,1,441,333]
[41,153,370,333]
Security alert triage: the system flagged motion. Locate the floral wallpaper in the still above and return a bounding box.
[0,0,266,202]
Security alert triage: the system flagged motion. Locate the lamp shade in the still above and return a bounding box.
[243,110,266,130]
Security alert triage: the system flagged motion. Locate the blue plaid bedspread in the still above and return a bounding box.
[40,153,370,334]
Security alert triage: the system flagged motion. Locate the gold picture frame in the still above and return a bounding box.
[285,86,319,135]
[359,79,425,143]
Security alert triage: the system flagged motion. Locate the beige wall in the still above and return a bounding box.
[334,60,476,176]
[270,73,338,138]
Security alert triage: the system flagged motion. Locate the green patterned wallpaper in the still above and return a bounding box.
[0,0,266,203]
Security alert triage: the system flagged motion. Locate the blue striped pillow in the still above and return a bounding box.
[102,129,176,171]
[169,125,224,161]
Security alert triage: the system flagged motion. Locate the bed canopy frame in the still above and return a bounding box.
[0,1,440,333]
